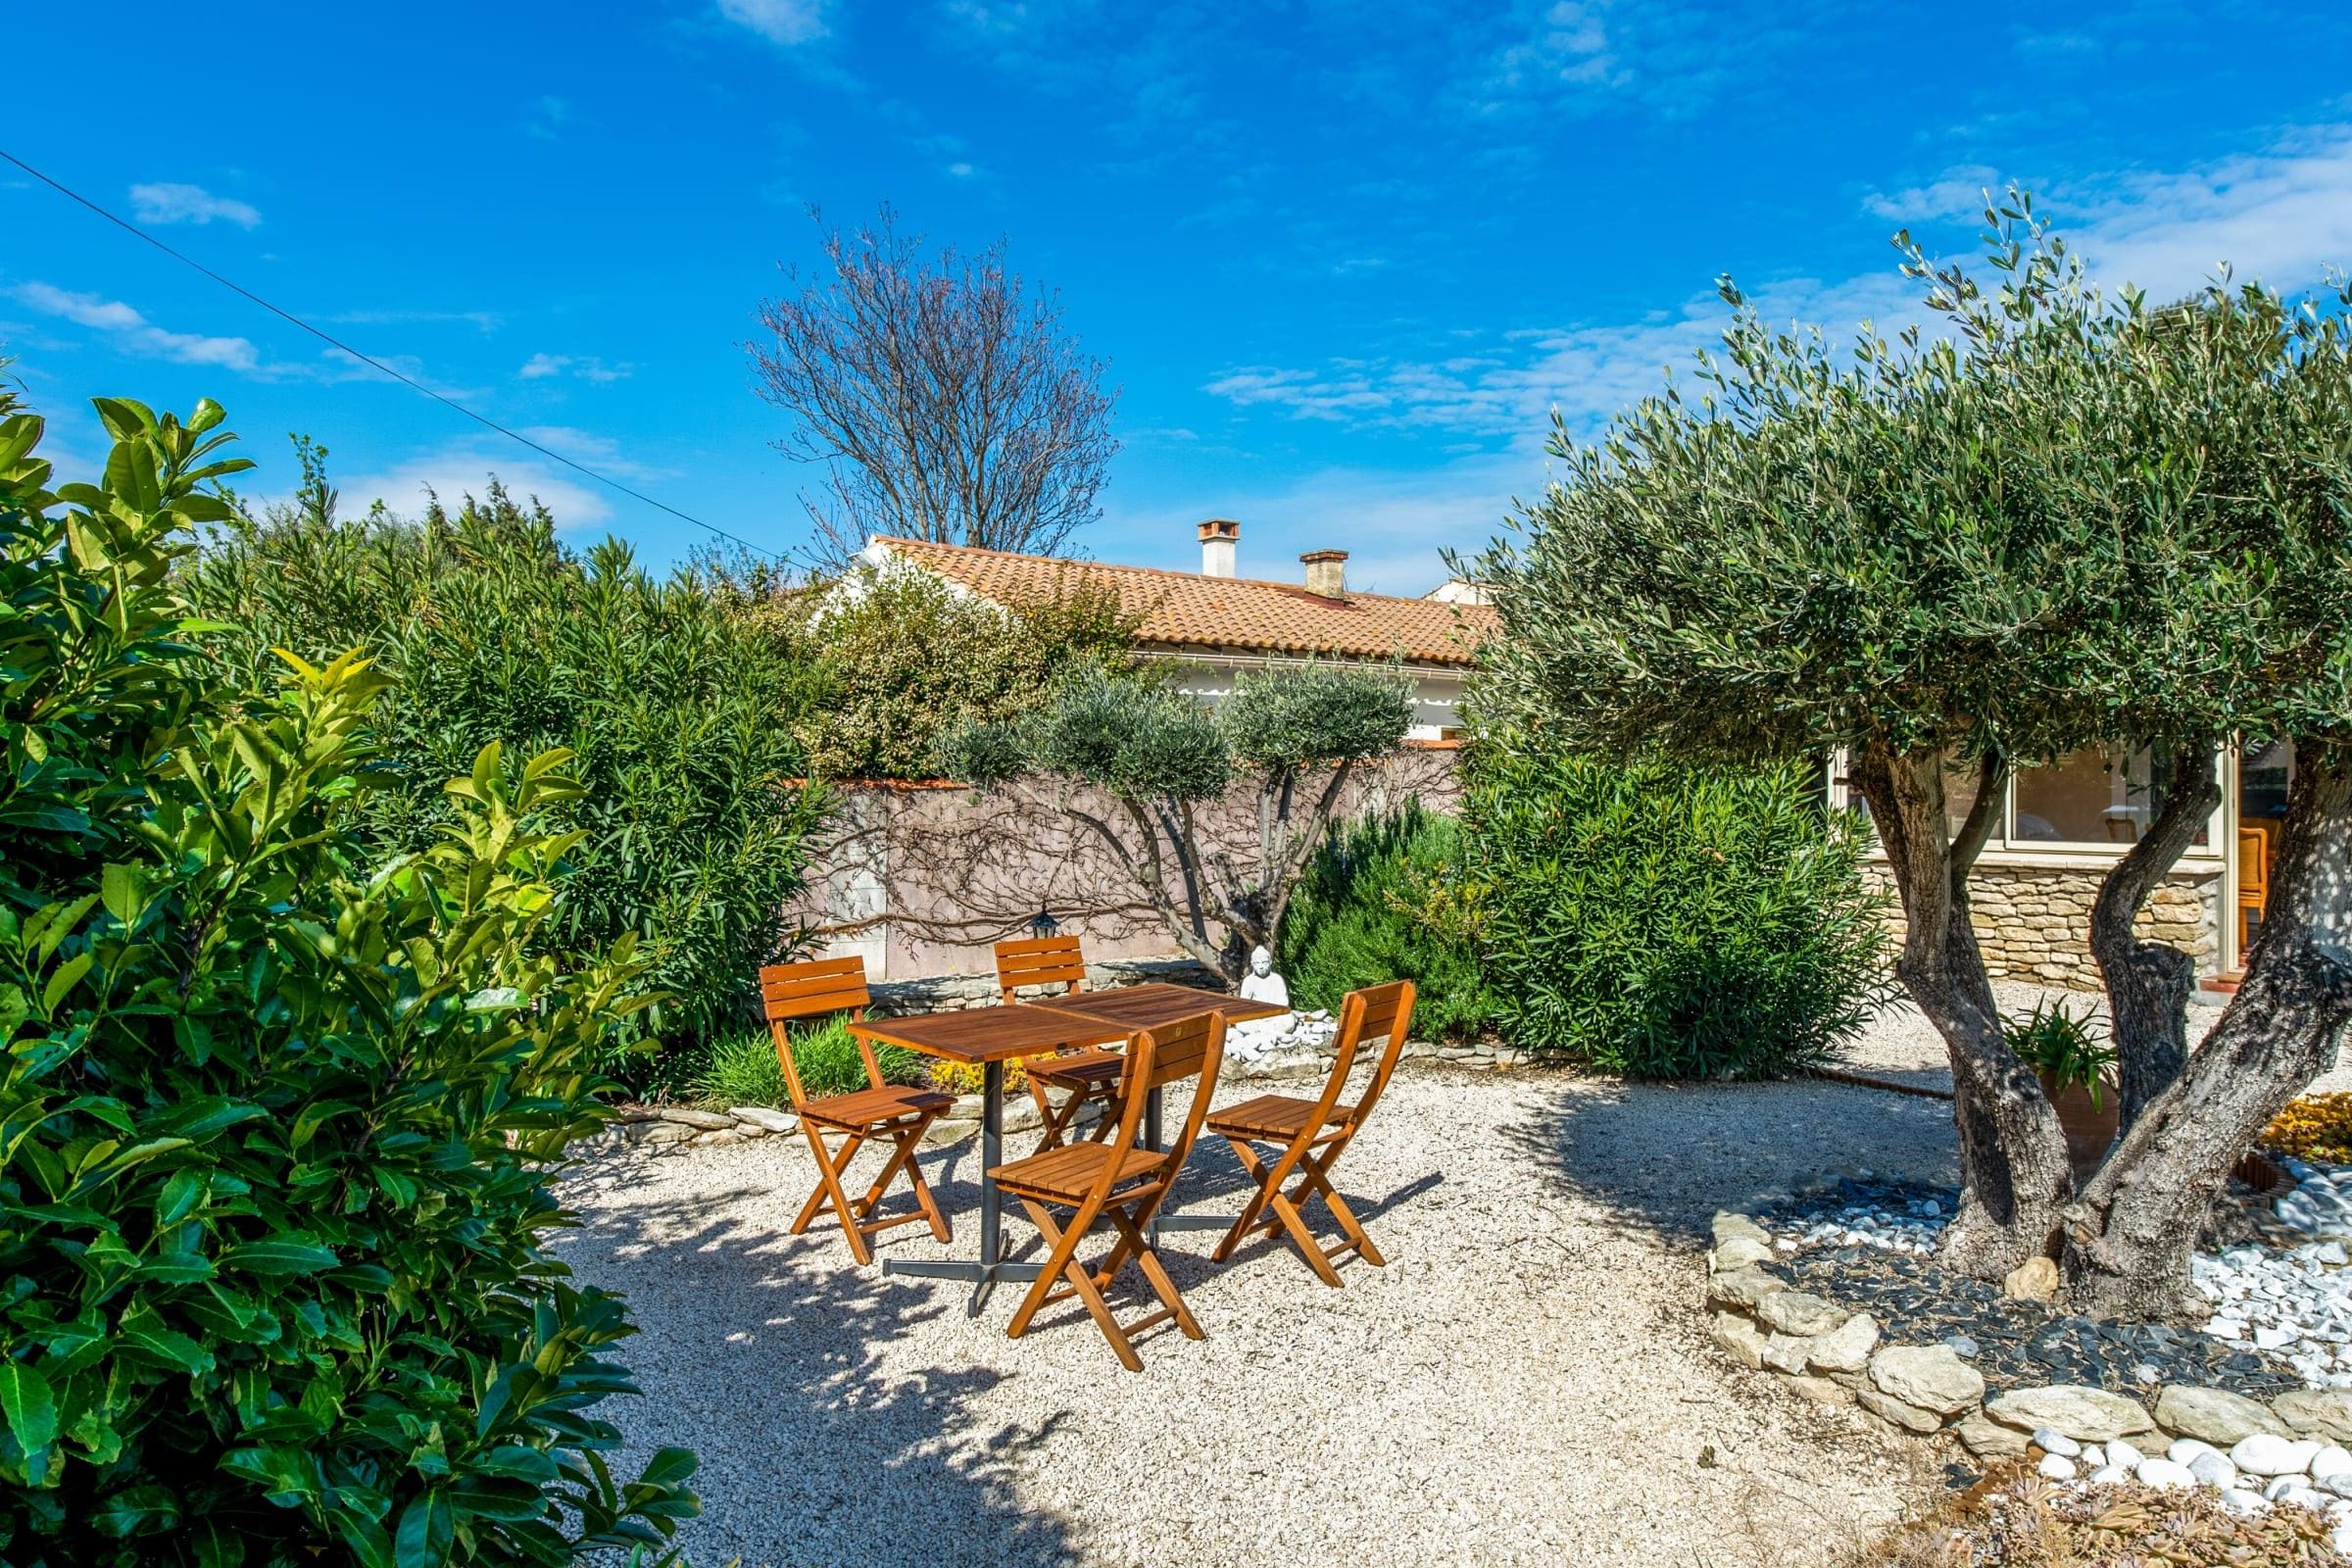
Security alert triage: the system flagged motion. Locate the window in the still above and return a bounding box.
[2011,746,2209,849]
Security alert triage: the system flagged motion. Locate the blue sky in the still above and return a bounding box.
[6,3,2352,595]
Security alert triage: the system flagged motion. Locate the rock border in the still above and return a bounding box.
[1704,1207,2352,1503]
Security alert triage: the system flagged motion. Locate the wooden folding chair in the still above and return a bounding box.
[762,956,955,1266]
[1207,980,1416,1287]
[990,1009,1228,1372]
[995,935,1123,1153]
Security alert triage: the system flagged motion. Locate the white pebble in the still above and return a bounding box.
[2032,1428,2082,1458]
[2313,1445,2352,1482]
[2135,1458,2196,1490]
[2169,1438,2222,1467]
[2105,1440,2141,1471]
[2186,1452,2239,1492]
[2232,1434,2323,1477]
[2079,1444,2105,1468]
[2085,1464,2130,1487]
[2222,1488,2272,1516]
[2037,1453,2079,1482]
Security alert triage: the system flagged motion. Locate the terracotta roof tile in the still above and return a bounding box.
[871,536,1495,666]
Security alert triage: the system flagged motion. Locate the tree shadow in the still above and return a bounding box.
[1495,1074,1962,1248]
[557,1165,1082,1568]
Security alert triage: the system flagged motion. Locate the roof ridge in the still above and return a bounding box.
[870,534,1450,608]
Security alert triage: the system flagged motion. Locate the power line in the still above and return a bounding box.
[0,147,791,564]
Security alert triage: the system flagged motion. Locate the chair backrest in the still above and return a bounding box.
[1098,1009,1226,1202]
[1314,979,1417,1129]
[996,935,1087,1004]
[760,956,872,1111]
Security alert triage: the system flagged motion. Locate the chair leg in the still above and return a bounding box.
[1026,1075,1073,1153]
[1212,1134,1313,1265]
[1290,1149,1383,1267]
[794,1126,875,1266]
[899,1119,953,1242]
[1006,1196,1142,1372]
[1110,1204,1202,1342]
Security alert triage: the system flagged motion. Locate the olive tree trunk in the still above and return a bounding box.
[2089,746,2222,1134]
[1852,740,2073,1281]
[2063,742,2352,1319]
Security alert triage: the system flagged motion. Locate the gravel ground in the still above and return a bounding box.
[559,1048,1966,1568]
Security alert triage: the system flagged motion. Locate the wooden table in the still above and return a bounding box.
[852,985,1286,1313]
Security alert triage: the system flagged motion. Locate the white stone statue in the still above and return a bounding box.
[1228,945,1334,1066]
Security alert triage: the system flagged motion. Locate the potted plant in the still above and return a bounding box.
[2005,1000,2120,1177]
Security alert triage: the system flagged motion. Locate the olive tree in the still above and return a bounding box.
[1471,194,2352,1316]
[940,662,1413,983]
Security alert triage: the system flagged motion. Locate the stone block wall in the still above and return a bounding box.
[1867,860,2223,990]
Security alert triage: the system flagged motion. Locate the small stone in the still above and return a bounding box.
[1712,1211,1772,1249]
[1710,1311,1766,1369]
[1706,1268,1784,1311]
[2275,1390,2352,1446]
[2105,1440,2141,1471]
[689,1128,743,1146]
[634,1121,694,1146]
[1870,1346,1986,1417]
[1710,1237,1774,1273]
[2312,1446,2352,1483]
[2169,1438,2222,1467]
[2186,1452,2240,1491]
[2339,1523,2352,1557]
[2157,1385,2290,1446]
[2086,1464,2130,1487]
[2264,1475,2304,1502]
[2135,1457,2196,1490]
[1944,1334,1980,1358]
[1984,1385,2154,1443]
[1805,1312,1879,1375]
[2037,1453,2079,1481]
[2003,1255,2060,1302]
[2230,1434,2323,1477]
[1858,1388,1944,1435]
[2219,1488,2271,1516]
[1757,1290,1847,1337]
[731,1105,798,1134]
[2281,1486,2328,1512]
[1762,1333,1816,1374]
[2031,1428,2082,1459]
[2320,1471,2352,1500]
[656,1106,736,1130]
[1781,1374,1854,1407]
[1955,1412,2030,1458]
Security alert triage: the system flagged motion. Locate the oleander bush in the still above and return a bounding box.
[0,398,694,1565]
[1463,737,1891,1078]
[182,444,828,1077]
[1277,804,1493,1042]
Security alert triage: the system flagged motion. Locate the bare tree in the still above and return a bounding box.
[749,205,1118,567]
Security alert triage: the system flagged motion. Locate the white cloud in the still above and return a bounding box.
[128,181,261,228]
[514,424,672,482]
[718,0,829,45]
[336,446,614,530]
[1482,2,1624,103]
[11,282,261,370]
[519,352,632,382]
[1861,166,2002,223]
[526,95,570,141]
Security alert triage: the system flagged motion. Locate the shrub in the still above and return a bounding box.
[2004,1000,2117,1102]
[181,449,827,1074]
[2262,1094,2352,1166]
[1463,738,1891,1078]
[794,560,1139,780]
[1277,804,1491,1041]
[0,400,694,1565]
[690,1017,924,1107]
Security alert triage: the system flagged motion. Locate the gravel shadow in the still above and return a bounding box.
[1496,1072,1962,1247]
[559,1172,1081,1568]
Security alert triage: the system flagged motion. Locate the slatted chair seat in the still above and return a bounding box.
[992,1141,1168,1203]
[994,935,1125,1153]
[800,1084,956,1131]
[1207,980,1416,1288]
[1207,1094,1353,1143]
[990,1008,1228,1373]
[761,956,953,1266]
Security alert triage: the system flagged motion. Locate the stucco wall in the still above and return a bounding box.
[1867,858,2224,990]
[790,747,1465,980]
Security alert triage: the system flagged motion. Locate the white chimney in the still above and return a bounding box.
[1198,518,1239,577]
[1301,548,1348,599]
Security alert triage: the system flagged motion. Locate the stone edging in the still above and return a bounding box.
[1704,1208,2352,1486]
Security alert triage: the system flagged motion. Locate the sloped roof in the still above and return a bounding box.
[869,536,1496,667]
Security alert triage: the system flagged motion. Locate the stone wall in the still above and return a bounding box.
[1868,859,2224,990]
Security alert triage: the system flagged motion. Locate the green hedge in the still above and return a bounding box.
[183,449,826,1075]
[1277,804,1492,1042]
[1463,740,1890,1078]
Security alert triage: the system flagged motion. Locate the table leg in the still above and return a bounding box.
[883,1057,1045,1306]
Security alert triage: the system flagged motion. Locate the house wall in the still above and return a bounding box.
[1154,654,1469,741]
[1866,857,2225,989]
[790,747,1465,980]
